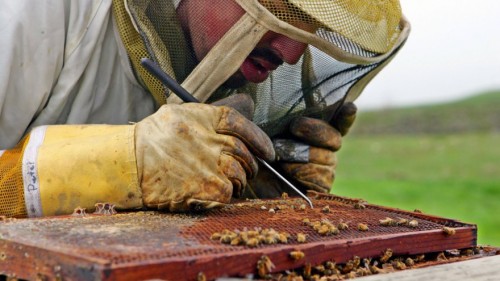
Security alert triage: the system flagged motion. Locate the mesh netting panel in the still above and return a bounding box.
[113,0,196,106]
[112,0,166,106]
[117,0,401,137]
[260,0,402,54]
[0,135,29,217]
[0,194,476,281]
[248,46,380,137]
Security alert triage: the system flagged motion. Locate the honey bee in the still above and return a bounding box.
[436,252,447,261]
[356,267,371,276]
[354,201,366,209]
[220,234,233,244]
[380,248,393,263]
[310,274,321,281]
[461,249,474,256]
[442,227,456,236]
[379,217,397,226]
[323,269,334,276]
[313,265,325,274]
[281,192,289,199]
[247,230,260,238]
[329,225,340,235]
[246,237,260,247]
[392,260,406,270]
[337,221,349,230]
[408,220,418,228]
[289,250,305,261]
[239,232,249,243]
[324,261,336,270]
[369,263,382,274]
[299,204,306,210]
[413,209,422,213]
[357,223,369,231]
[317,224,331,235]
[352,256,361,269]
[316,221,339,236]
[312,221,322,231]
[302,218,311,226]
[414,254,425,262]
[297,233,307,243]
[345,271,357,279]
[210,232,222,241]
[341,260,354,274]
[322,205,331,213]
[257,255,275,278]
[275,205,287,211]
[264,236,277,245]
[362,258,371,267]
[230,237,242,246]
[405,257,415,267]
[397,218,409,226]
[278,233,289,244]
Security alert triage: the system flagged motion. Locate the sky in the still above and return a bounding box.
[356,0,500,110]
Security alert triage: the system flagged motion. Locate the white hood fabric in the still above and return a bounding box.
[0,0,156,149]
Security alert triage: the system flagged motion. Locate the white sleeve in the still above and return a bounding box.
[0,1,68,148]
[0,0,156,150]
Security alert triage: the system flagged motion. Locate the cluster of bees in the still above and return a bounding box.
[378,217,457,236]
[302,218,370,235]
[212,200,457,248]
[202,197,466,281]
[256,251,401,280]
[210,228,307,247]
[195,247,482,281]
[379,217,419,228]
[303,219,341,236]
[264,203,307,214]
[253,247,480,281]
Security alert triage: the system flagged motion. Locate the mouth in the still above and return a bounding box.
[240,48,284,84]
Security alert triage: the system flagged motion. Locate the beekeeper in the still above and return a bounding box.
[0,0,410,217]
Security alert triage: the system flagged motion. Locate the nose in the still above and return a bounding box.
[270,34,308,65]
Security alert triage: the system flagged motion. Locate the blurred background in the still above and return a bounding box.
[334,0,500,246]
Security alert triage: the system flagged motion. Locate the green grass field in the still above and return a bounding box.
[332,91,500,246]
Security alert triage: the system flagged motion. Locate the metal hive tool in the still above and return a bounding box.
[0,191,477,281]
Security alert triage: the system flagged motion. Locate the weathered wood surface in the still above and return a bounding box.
[357,255,500,281]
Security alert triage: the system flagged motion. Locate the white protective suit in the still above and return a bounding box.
[0,0,156,149]
[0,0,277,218]
[0,0,408,218]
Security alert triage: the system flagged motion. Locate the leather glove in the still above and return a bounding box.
[136,100,275,211]
[244,102,357,198]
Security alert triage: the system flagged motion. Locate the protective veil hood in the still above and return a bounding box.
[117,0,410,136]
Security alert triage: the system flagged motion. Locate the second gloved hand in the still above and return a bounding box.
[274,102,357,193]
[135,102,275,211]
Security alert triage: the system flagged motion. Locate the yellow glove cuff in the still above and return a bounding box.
[30,125,142,216]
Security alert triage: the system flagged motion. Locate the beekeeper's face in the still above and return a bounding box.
[178,0,313,88]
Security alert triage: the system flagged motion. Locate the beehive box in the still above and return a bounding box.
[0,192,477,280]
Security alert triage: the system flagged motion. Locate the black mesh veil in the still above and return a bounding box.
[241,46,382,137]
